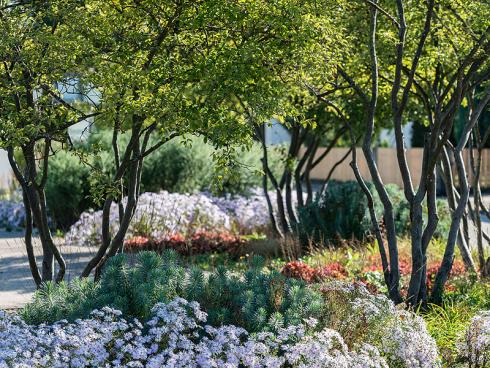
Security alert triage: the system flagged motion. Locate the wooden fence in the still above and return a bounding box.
[304,147,490,188]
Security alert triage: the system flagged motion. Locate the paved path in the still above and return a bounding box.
[0,233,97,309]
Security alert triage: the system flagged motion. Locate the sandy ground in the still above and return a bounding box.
[0,233,97,309]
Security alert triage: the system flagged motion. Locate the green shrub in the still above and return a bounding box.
[140,139,214,194]
[298,181,371,243]
[45,130,283,229]
[45,151,94,229]
[85,129,283,195]
[22,251,324,333]
[298,180,451,245]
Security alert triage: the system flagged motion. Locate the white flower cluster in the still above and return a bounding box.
[0,298,387,368]
[381,310,441,368]
[322,282,441,368]
[0,200,25,230]
[65,189,290,247]
[458,310,490,367]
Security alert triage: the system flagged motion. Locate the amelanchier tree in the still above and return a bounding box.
[228,2,340,240]
[0,0,338,283]
[77,0,337,278]
[0,0,99,285]
[316,0,490,306]
[254,94,371,241]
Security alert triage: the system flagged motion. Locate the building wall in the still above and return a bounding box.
[0,150,11,190]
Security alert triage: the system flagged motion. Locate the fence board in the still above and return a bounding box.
[301,147,485,188]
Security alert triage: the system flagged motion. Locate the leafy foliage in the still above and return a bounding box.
[45,151,93,229]
[298,181,451,245]
[45,132,283,229]
[22,251,325,333]
[124,232,246,256]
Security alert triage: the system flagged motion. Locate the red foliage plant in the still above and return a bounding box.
[281,261,317,283]
[315,262,348,280]
[425,259,466,290]
[281,258,469,292]
[363,256,411,276]
[124,231,245,256]
[281,261,348,283]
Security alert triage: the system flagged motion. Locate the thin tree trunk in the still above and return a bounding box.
[80,198,113,277]
[345,121,391,290]
[255,123,283,237]
[294,138,316,208]
[318,147,353,197]
[421,168,439,303]
[263,168,282,237]
[338,0,403,303]
[407,138,431,307]
[94,143,142,279]
[431,146,470,304]
[439,146,477,272]
[7,146,65,282]
[431,90,490,303]
[304,139,318,205]
[22,190,41,287]
[285,171,298,229]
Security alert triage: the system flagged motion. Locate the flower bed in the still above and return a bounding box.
[0,200,25,230]
[4,294,448,368]
[124,231,246,256]
[19,251,443,367]
[65,189,283,247]
[2,298,389,367]
[281,259,469,293]
[457,310,490,367]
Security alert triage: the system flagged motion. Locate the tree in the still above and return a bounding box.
[0,0,98,285]
[307,0,490,306]
[78,0,337,277]
[253,92,370,243]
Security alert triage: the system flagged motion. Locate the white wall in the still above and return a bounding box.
[0,150,11,190]
[379,122,414,148]
[265,119,291,145]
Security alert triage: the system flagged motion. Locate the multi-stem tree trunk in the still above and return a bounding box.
[82,120,144,278]
[469,122,490,277]
[7,142,66,283]
[255,119,348,244]
[337,0,404,303]
[431,90,490,304]
[22,190,41,287]
[81,116,178,279]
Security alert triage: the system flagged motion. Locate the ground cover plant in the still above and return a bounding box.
[64,189,276,248]
[1,298,393,368]
[17,251,446,368]
[124,232,246,256]
[0,199,24,231]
